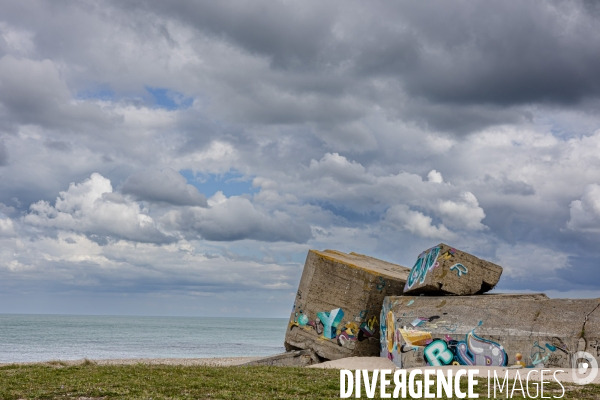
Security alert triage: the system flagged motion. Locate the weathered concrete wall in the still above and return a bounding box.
[285,249,410,360]
[403,243,503,295]
[380,294,600,369]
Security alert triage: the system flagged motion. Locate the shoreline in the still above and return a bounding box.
[0,356,262,367]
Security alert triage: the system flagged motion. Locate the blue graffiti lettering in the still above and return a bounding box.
[424,339,454,366]
[449,263,468,277]
[317,308,345,339]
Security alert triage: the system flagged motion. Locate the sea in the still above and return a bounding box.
[0,314,288,363]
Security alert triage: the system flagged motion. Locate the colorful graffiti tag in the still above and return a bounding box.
[449,263,468,277]
[290,305,379,348]
[423,329,507,367]
[317,308,345,339]
[405,246,441,289]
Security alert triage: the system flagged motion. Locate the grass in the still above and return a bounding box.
[1,363,600,399]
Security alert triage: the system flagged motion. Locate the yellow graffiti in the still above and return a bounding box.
[344,322,359,336]
[367,316,377,331]
[399,328,432,347]
[386,311,395,353]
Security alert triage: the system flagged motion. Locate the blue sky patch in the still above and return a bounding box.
[146,87,193,110]
[76,86,115,101]
[181,170,257,198]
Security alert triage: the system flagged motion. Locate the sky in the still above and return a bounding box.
[1,0,600,317]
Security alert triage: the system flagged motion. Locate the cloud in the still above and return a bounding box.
[383,204,453,240]
[0,140,7,166]
[566,184,600,232]
[305,153,372,184]
[427,170,443,183]
[24,173,173,244]
[162,191,312,243]
[436,191,487,231]
[0,0,600,315]
[0,216,15,237]
[121,168,208,206]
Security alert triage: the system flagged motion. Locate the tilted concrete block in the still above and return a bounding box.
[285,249,410,360]
[240,350,320,367]
[403,243,503,295]
[380,294,600,369]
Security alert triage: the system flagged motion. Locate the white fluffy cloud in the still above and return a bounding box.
[436,191,487,231]
[0,216,15,237]
[305,152,373,184]
[567,184,600,232]
[24,173,172,244]
[384,204,454,240]
[427,170,444,183]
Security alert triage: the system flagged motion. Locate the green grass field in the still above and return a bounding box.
[1,362,599,399]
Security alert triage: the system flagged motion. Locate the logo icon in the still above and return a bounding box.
[572,351,598,385]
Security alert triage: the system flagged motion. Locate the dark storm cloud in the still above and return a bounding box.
[557,255,600,288]
[98,0,600,137]
[113,0,338,70]
[118,0,600,104]
[0,140,8,166]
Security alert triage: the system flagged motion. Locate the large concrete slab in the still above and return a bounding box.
[380,294,600,369]
[285,249,410,360]
[403,243,503,295]
[240,350,320,367]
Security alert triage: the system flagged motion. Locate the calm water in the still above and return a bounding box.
[0,314,288,363]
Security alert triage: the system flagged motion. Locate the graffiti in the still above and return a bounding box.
[338,321,360,346]
[298,314,309,326]
[409,315,440,328]
[337,331,354,346]
[317,308,345,339]
[399,329,432,347]
[405,246,441,289]
[424,339,454,366]
[360,316,378,338]
[289,302,380,350]
[530,341,561,366]
[441,248,456,260]
[551,337,570,354]
[419,329,507,367]
[307,319,324,335]
[376,276,386,292]
[401,344,417,353]
[456,331,507,366]
[386,311,395,353]
[438,322,458,332]
[449,263,468,277]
